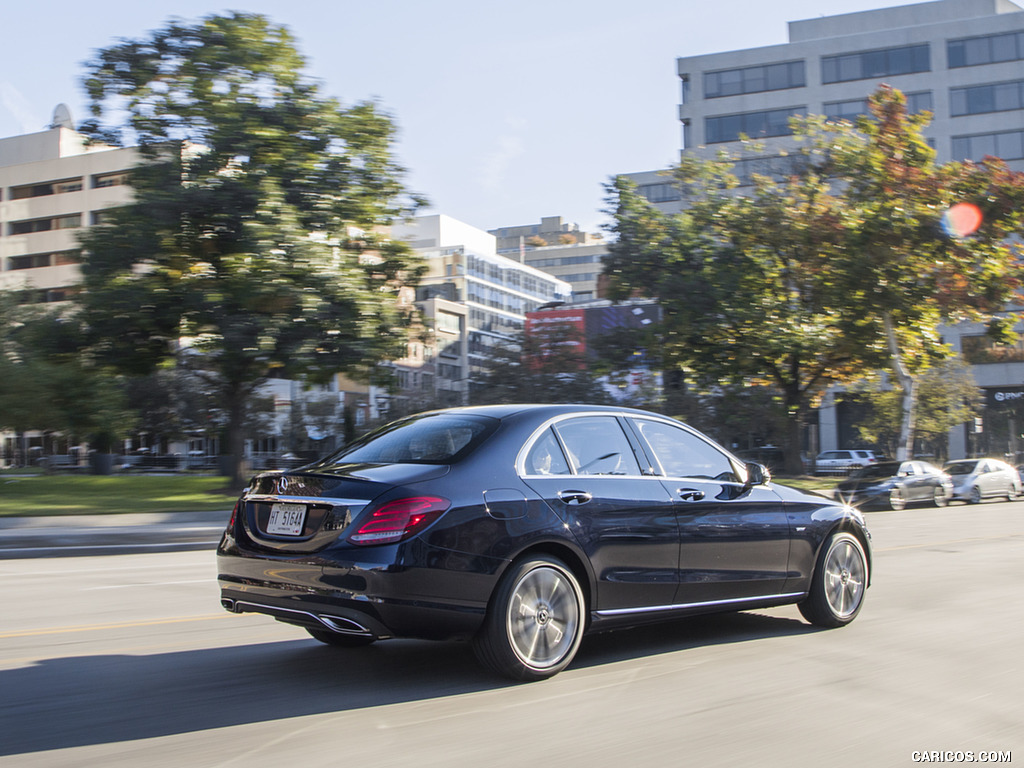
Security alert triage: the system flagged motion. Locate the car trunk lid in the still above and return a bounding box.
[238,463,449,553]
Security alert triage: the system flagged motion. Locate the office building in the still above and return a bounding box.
[628,0,1024,213]
[390,215,571,402]
[489,216,609,303]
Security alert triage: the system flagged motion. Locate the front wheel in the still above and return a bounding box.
[473,556,585,681]
[888,487,906,511]
[933,486,949,507]
[968,485,982,504]
[798,532,868,628]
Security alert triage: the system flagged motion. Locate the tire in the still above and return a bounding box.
[968,485,982,504]
[888,487,906,511]
[473,556,585,682]
[932,486,948,507]
[798,531,868,628]
[306,627,376,648]
[1006,485,1017,502]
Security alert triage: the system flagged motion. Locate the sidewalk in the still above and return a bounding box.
[0,510,230,559]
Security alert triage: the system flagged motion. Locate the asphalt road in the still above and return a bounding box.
[1,501,1022,768]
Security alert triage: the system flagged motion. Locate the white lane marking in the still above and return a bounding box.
[83,578,211,590]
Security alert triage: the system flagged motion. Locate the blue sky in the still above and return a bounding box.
[2,0,899,234]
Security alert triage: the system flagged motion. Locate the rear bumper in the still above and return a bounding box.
[216,539,503,641]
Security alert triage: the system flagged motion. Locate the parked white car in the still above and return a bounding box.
[943,458,1022,504]
[814,449,878,476]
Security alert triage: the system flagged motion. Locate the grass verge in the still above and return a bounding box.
[0,474,238,517]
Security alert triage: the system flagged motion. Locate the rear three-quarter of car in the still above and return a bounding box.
[218,404,872,681]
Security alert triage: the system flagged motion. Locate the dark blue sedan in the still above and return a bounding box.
[218,404,872,681]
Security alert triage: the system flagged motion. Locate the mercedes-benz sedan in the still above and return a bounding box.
[218,404,872,681]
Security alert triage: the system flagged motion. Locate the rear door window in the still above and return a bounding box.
[552,416,641,476]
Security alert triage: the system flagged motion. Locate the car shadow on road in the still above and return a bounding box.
[0,610,813,757]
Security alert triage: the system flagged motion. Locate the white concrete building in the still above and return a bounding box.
[391,215,571,401]
[1,120,139,300]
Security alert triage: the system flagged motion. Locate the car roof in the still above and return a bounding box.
[412,403,665,420]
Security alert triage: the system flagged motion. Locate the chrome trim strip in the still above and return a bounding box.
[231,600,374,637]
[594,591,806,617]
[244,494,367,506]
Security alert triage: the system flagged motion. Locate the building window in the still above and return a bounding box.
[8,253,50,270]
[436,310,462,334]
[705,107,804,144]
[637,183,680,204]
[728,154,813,185]
[92,172,129,188]
[824,99,868,122]
[961,333,1024,364]
[55,214,82,230]
[952,129,1024,161]
[704,60,806,98]
[948,32,1024,68]
[950,80,1024,117]
[5,250,80,270]
[9,178,83,200]
[822,44,930,83]
[907,90,933,114]
[824,91,932,122]
[680,74,690,105]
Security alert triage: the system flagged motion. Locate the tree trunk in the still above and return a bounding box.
[884,313,916,461]
[225,386,248,490]
[782,382,807,476]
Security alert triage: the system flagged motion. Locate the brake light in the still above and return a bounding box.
[348,496,450,545]
[226,499,241,532]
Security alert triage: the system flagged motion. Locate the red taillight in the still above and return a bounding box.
[227,499,241,532]
[349,496,450,545]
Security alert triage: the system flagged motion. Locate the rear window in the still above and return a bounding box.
[317,413,499,465]
[945,461,977,475]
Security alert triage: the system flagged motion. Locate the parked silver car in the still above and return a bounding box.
[814,449,878,476]
[943,458,1022,504]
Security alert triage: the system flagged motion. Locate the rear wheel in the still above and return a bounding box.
[473,556,585,681]
[306,627,376,648]
[968,485,982,504]
[798,532,868,628]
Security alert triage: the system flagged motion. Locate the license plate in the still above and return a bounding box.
[267,503,307,536]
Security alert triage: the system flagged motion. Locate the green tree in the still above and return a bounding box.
[605,86,1024,472]
[0,293,134,466]
[819,86,1024,459]
[851,358,981,461]
[77,13,425,486]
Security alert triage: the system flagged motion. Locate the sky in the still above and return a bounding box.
[1,0,906,235]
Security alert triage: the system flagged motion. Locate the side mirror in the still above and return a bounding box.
[745,461,771,487]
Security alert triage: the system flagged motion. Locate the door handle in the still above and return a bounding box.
[677,488,706,501]
[557,490,593,505]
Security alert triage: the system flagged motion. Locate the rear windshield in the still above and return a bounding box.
[945,461,977,475]
[316,413,499,466]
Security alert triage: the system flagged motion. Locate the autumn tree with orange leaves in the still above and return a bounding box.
[605,86,1024,473]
